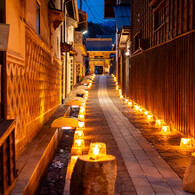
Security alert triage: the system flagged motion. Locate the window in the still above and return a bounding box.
[36,1,40,35]
[154,6,165,29]
[151,0,166,30]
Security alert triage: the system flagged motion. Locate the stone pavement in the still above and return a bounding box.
[97,76,192,195]
[69,75,137,194]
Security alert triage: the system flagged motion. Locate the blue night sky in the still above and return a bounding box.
[77,0,105,23]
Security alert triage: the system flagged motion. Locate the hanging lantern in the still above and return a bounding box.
[88,142,106,160]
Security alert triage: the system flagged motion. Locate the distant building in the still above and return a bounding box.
[85,38,115,74]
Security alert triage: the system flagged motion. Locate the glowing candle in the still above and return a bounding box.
[128,101,133,106]
[78,114,85,120]
[73,139,85,148]
[78,121,85,128]
[146,114,153,122]
[180,138,192,148]
[74,130,84,139]
[144,111,149,115]
[155,119,163,127]
[79,106,85,114]
[88,142,106,160]
[134,105,140,111]
[161,126,171,134]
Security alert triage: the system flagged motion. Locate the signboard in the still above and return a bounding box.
[0,23,10,51]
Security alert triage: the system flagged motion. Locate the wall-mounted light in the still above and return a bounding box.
[82,30,88,35]
[125,51,130,56]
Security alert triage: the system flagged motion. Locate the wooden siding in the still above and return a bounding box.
[129,31,195,137]
[131,0,195,53]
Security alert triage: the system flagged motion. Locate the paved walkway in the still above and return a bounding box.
[98,76,191,195]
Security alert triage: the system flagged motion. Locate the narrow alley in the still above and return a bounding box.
[62,75,194,195]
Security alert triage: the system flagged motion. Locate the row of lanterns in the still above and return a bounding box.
[112,74,193,148]
[70,74,107,169]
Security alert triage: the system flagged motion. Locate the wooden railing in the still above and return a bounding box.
[0,120,16,194]
[129,30,195,137]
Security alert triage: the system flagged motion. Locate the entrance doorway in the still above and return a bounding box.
[95,66,103,75]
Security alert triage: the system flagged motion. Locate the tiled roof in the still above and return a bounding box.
[85,39,113,51]
[114,5,131,32]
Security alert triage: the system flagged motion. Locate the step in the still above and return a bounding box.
[11,127,62,194]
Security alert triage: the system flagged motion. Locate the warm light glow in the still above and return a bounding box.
[78,114,85,120]
[74,130,84,139]
[180,138,192,148]
[88,142,106,160]
[72,105,79,108]
[125,51,130,56]
[125,99,128,103]
[61,127,73,130]
[139,107,143,112]
[161,126,171,134]
[119,89,122,93]
[116,86,119,90]
[73,139,85,148]
[85,93,88,98]
[120,95,123,99]
[128,101,132,106]
[84,96,88,101]
[78,121,85,128]
[82,30,88,34]
[81,102,85,106]
[70,156,78,168]
[116,82,118,85]
[146,114,153,121]
[79,106,85,114]
[155,119,163,127]
[134,105,140,111]
[144,111,149,115]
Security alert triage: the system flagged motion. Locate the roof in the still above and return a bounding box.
[85,38,113,51]
[114,5,131,32]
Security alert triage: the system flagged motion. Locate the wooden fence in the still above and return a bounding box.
[129,30,195,138]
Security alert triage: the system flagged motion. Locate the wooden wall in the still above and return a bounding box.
[131,0,195,53]
[129,31,195,137]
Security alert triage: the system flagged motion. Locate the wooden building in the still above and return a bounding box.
[85,38,114,75]
[129,0,195,138]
